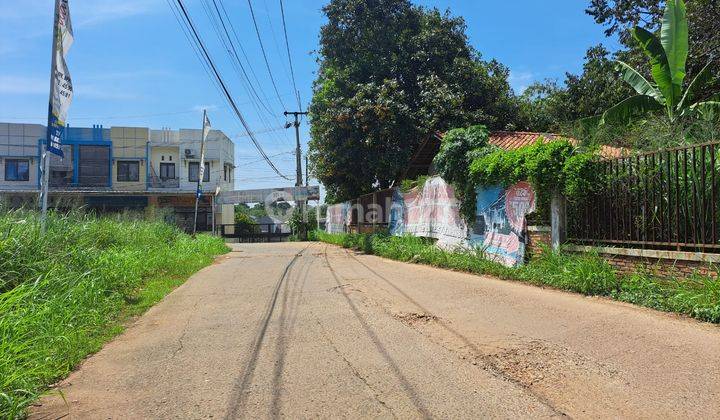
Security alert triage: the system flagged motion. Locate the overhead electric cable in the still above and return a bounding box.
[246,0,287,111]
[279,0,303,111]
[206,0,292,147]
[202,0,275,117]
[171,0,290,180]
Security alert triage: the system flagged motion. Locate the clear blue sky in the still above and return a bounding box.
[0,0,620,191]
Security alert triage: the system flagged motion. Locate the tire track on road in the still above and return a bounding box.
[322,246,431,419]
[270,244,317,417]
[224,244,310,419]
[340,249,568,417]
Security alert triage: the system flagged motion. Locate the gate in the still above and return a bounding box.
[219,223,292,242]
[568,140,719,253]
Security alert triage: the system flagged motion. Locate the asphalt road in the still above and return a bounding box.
[32,242,720,419]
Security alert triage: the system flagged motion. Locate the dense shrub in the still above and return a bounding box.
[314,231,720,324]
[470,139,604,210]
[0,210,228,418]
[433,125,496,221]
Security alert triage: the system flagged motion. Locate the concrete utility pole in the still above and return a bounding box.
[284,111,308,187]
[284,111,309,239]
[550,189,567,251]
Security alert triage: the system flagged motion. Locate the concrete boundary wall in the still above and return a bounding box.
[566,244,718,278]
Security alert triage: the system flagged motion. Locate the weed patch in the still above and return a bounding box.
[0,210,228,418]
[315,231,720,324]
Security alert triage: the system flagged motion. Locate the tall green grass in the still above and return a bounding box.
[0,210,228,418]
[315,231,720,324]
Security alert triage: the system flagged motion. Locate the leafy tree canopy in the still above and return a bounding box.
[587,0,719,100]
[516,45,634,132]
[518,0,719,147]
[309,0,519,203]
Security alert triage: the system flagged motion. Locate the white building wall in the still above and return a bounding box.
[176,128,234,193]
[0,123,43,190]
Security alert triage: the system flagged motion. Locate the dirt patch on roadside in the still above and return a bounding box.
[393,312,440,326]
[482,339,619,387]
[327,284,363,294]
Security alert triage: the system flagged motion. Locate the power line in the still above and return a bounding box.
[279,0,302,111]
[235,151,293,166]
[169,0,290,180]
[202,0,275,117]
[247,0,287,111]
[262,0,293,88]
[207,0,293,149]
[166,0,228,108]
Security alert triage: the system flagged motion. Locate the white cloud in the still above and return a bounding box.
[0,0,164,58]
[0,76,48,95]
[509,71,535,94]
[0,0,162,27]
[83,69,173,81]
[192,104,219,113]
[74,0,163,27]
[0,74,142,100]
[74,84,142,101]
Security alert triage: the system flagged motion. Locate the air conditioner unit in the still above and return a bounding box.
[184,149,193,156]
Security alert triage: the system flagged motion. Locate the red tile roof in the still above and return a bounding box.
[488,131,562,150]
[488,131,626,158]
[399,131,627,181]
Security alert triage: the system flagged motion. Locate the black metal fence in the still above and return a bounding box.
[568,140,719,253]
[219,223,292,242]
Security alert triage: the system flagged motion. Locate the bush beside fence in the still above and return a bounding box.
[0,211,229,418]
[315,230,720,324]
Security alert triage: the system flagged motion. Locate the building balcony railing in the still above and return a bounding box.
[148,178,180,189]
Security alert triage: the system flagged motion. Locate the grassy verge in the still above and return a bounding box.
[315,231,720,324]
[0,210,228,418]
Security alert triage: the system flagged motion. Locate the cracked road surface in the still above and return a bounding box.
[32,242,720,419]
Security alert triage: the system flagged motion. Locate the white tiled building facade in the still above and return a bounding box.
[0,122,236,232]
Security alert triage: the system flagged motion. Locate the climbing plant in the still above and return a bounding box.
[433,125,497,222]
[469,139,605,212]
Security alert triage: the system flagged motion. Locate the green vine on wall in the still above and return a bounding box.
[433,125,497,222]
[469,139,604,212]
[418,126,606,224]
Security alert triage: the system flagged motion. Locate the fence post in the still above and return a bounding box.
[551,189,567,251]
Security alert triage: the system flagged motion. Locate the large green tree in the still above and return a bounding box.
[600,0,720,124]
[587,0,719,101]
[308,0,518,203]
[516,45,634,132]
[518,0,719,136]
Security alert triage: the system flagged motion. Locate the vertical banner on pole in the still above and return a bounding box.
[46,0,73,157]
[41,0,74,229]
[193,111,211,235]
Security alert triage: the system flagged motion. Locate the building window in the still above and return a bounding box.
[223,165,227,181]
[160,162,175,180]
[189,161,210,182]
[5,159,30,181]
[117,160,140,182]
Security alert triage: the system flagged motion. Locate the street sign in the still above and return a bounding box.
[217,186,320,205]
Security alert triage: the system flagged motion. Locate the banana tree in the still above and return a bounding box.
[600,0,719,125]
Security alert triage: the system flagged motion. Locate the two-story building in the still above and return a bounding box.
[0,122,236,232]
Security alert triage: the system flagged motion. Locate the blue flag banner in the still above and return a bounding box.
[46,0,74,157]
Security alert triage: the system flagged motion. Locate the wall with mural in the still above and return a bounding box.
[468,181,536,267]
[326,176,537,267]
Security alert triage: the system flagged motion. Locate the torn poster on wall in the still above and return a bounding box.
[325,202,349,234]
[389,177,467,248]
[469,181,536,267]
